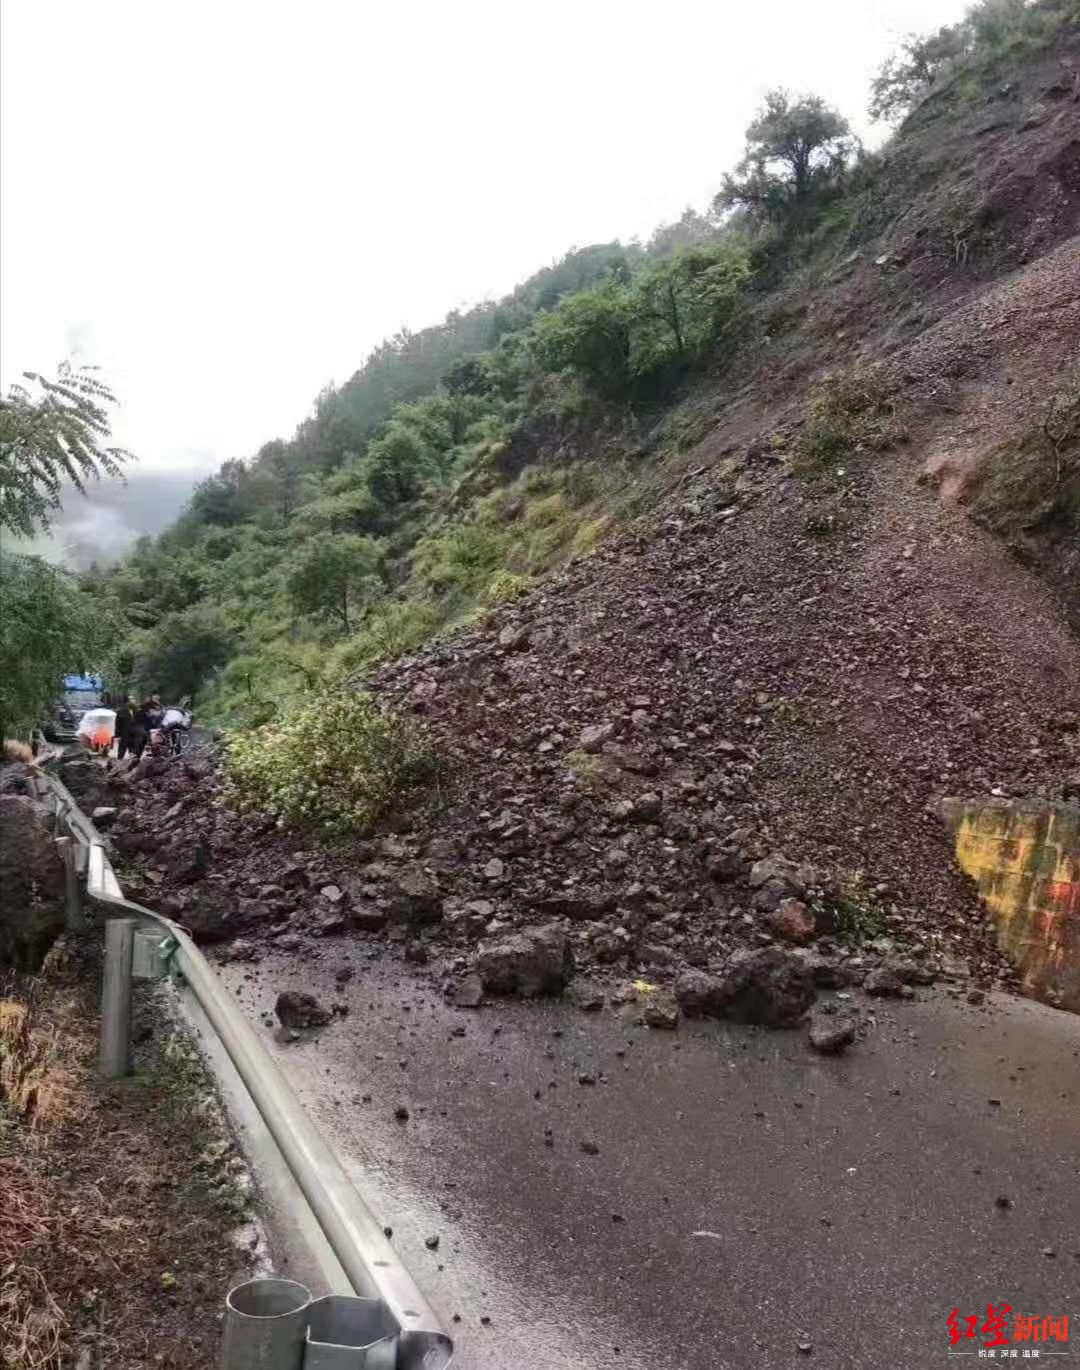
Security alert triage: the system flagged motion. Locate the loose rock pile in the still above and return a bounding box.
[83,251,1080,1036]
[88,708,1016,1050]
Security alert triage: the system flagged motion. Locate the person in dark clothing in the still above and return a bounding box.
[114,697,134,760]
[128,699,153,764]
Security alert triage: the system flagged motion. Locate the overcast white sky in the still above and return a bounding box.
[1,0,972,479]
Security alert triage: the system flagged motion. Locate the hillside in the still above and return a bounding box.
[99,2,1079,718]
[93,3,1080,1010]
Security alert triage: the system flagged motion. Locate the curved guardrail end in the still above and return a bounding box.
[400,1331,455,1369]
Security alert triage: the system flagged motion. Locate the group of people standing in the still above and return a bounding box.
[113,695,191,762]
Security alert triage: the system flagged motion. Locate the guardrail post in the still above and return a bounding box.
[100,917,135,1078]
[220,1278,311,1370]
[304,1294,400,1367]
[55,835,85,932]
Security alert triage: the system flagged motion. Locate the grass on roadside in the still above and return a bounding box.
[0,979,94,1370]
[0,990,89,1134]
[1,977,253,1370]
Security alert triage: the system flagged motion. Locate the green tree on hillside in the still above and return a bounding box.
[444,338,529,402]
[714,90,855,224]
[631,242,751,368]
[294,476,383,535]
[261,439,301,525]
[365,424,430,507]
[0,363,132,537]
[646,209,720,260]
[188,458,254,527]
[870,0,1073,123]
[443,356,496,398]
[530,280,633,400]
[869,26,969,121]
[524,243,633,311]
[530,243,752,392]
[966,0,1038,49]
[286,533,382,633]
[0,552,123,735]
[134,603,234,701]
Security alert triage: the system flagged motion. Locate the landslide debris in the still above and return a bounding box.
[95,33,1080,1027]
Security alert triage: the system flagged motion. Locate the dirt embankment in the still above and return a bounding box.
[0,960,254,1370]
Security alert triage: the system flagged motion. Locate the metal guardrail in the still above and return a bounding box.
[36,764,453,1370]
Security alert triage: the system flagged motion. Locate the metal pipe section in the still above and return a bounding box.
[304,1296,399,1369]
[99,916,135,1077]
[220,1278,311,1370]
[40,770,452,1368]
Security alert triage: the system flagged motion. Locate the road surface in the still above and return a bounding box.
[218,946,1080,1369]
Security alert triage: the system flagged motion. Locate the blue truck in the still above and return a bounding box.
[41,674,105,742]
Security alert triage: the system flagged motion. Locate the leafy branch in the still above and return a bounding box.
[0,363,133,538]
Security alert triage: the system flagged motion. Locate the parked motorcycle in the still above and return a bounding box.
[159,704,193,757]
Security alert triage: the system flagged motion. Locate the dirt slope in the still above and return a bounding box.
[100,35,1079,1009]
[101,227,1079,995]
[361,272,1078,979]
[338,222,1079,995]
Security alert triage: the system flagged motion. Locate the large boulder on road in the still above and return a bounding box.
[168,840,212,885]
[110,825,158,858]
[0,793,65,970]
[132,756,169,783]
[768,898,818,945]
[59,756,117,812]
[674,950,816,1027]
[674,968,729,1017]
[59,756,99,798]
[808,1010,857,1054]
[179,886,238,944]
[714,946,816,1027]
[275,992,331,1029]
[386,865,443,926]
[0,760,32,796]
[476,923,572,997]
[749,853,814,911]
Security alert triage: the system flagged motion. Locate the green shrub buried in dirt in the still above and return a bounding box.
[969,376,1079,556]
[481,570,534,605]
[224,690,429,836]
[564,748,611,796]
[792,362,895,476]
[570,515,612,557]
[819,874,891,945]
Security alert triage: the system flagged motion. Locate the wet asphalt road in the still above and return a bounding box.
[220,948,1080,1369]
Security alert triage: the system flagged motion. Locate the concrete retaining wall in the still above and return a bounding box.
[943,799,1080,1012]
